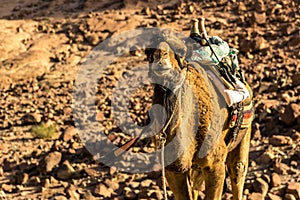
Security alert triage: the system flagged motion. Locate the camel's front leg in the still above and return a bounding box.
[226,127,251,200]
[165,170,193,200]
[199,142,227,200]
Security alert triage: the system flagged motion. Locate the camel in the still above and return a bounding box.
[148,30,253,200]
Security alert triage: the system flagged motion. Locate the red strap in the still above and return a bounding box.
[113,137,139,157]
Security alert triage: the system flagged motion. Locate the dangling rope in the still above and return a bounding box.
[159,71,186,200]
[161,137,168,200]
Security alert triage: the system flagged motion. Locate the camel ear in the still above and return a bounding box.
[162,30,187,58]
[157,42,170,52]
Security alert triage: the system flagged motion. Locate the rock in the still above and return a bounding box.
[56,160,76,180]
[20,173,29,185]
[138,188,150,199]
[256,151,275,164]
[142,7,151,16]
[104,179,119,191]
[281,23,297,36]
[1,184,14,193]
[261,174,270,184]
[285,193,297,200]
[85,34,99,46]
[253,178,269,197]
[53,195,68,200]
[188,5,194,13]
[62,126,78,142]
[286,182,300,199]
[124,186,137,199]
[253,36,268,51]
[248,192,264,200]
[63,106,73,115]
[253,12,266,25]
[280,103,300,126]
[109,166,117,175]
[291,73,300,86]
[93,183,114,198]
[273,162,290,175]
[42,151,62,173]
[267,193,282,200]
[269,135,293,146]
[140,179,153,188]
[238,2,247,11]
[271,173,281,187]
[66,184,80,200]
[239,38,252,52]
[254,0,266,12]
[289,31,300,46]
[82,191,97,200]
[44,178,50,188]
[21,113,42,124]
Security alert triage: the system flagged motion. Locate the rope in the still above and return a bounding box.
[161,138,168,200]
[159,73,184,200]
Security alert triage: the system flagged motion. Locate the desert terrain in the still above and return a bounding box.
[0,0,299,199]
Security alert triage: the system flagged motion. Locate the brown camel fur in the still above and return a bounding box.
[149,41,252,200]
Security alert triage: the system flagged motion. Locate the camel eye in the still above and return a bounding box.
[162,51,168,57]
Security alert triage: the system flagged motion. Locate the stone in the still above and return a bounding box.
[261,174,270,184]
[271,173,281,187]
[188,5,195,13]
[21,173,29,185]
[253,36,268,51]
[254,0,266,12]
[66,184,80,200]
[1,184,14,193]
[56,160,76,180]
[269,135,293,146]
[93,183,114,198]
[140,179,153,188]
[248,192,264,200]
[256,151,275,164]
[82,191,97,200]
[253,178,269,197]
[124,187,137,199]
[129,181,140,189]
[62,126,78,142]
[291,73,300,86]
[286,182,300,199]
[253,12,266,25]
[280,103,300,126]
[285,193,297,200]
[63,107,73,115]
[42,151,62,173]
[109,166,117,175]
[267,193,282,200]
[53,195,68,200]
[238,2,247,11]
[104,179,119,191]
[273,162,290,175]
[289,31,300,46]
[21,113,42,124]
[282,23,297,35]
[86,34,99,46]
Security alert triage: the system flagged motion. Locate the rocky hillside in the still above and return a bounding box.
[0,0,299,199]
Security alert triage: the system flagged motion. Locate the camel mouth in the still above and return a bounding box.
[151,61,173,76]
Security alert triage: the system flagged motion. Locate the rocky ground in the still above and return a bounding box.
[0,0,299,199]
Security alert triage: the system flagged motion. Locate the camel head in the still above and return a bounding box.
[150,42,181,78]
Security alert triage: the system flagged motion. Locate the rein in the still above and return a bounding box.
[158,68,186,200]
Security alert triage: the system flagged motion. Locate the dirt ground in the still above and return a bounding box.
[0,0,299,199]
